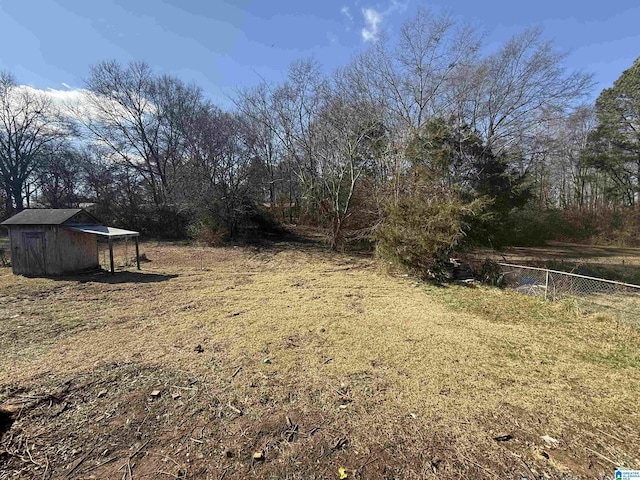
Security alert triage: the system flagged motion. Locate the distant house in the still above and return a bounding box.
[1,209,139,276]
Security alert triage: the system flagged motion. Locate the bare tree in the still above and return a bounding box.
[356,9,480,134]
[37,147,83,208]
[235,85,286,206]
[470,28,593,155]
[182,104,259,237]
[236,60,326,221]
[312,73,386,249]
[0,71,72,212]
[80,60,202,207]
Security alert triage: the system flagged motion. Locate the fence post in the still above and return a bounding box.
[545,270,549,300]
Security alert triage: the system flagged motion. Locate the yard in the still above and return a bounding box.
[1,236,639,479]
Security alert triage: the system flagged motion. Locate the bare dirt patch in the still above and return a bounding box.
[1,238,639,479]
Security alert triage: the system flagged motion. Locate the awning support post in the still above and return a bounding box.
[108,238,115,275]
[135,237,140,270]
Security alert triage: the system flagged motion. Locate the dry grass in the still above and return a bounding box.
[468,241,640,327]
[1,238,639,479]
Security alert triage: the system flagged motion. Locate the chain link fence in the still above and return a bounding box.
[498,263,640,326]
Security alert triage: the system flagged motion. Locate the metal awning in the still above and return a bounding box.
[64,225,140,274]
[65,225,139,239]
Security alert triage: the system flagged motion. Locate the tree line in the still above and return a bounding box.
[1,9,638,275]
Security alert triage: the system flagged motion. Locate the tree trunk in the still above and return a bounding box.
[11,184,24,212]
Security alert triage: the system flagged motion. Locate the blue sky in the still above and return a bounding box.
[1,0,639,107]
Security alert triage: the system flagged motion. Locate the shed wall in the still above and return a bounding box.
[55,228,99,274]
[8,226,98,276]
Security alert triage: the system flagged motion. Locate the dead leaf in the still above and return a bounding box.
[252,451,264,461]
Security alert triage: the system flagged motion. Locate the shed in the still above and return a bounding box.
[1,209,140,276]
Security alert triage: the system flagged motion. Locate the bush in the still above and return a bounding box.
[373,168,486,281]
[187,213,228,247]
[499,206,568,247]
[187,219,227,247]
[494,205,640,247]
[557,207,640,246]
[187,200,285,246]
[477,258,505,286]
[139,205,194,239]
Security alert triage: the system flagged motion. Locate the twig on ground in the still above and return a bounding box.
[119,458,134,480]
[231,367,242,378]
[459,453,498,478]
[520,459,536,480]
[79,455,120,474]
[130,439,151,461]
[25,442,42,468]
[595,428,624,443]
[357,455,380,475]
[156,471,180,479]
[586,447,622,467]
[308,418,327,436]
[64,447,95,479]
[41,455,49,480]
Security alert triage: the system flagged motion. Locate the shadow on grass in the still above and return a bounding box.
[47,270,179,284]
[242,226,377,259]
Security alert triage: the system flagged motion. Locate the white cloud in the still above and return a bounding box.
[16,85,139,128]
[359,1,409,42]
[340,6,353,21]
[361,8,382,42]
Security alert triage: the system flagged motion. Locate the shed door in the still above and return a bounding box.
[23,232,46,275]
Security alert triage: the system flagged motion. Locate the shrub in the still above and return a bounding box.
[477,258,505,286]
[373,167,486,281]
[188,220,227,247]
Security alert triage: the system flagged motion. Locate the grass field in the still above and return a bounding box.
[1,237,639,479]
[468,242,640,328]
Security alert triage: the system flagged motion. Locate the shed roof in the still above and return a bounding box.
[65,225,139,239]
[1,208,90,226]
